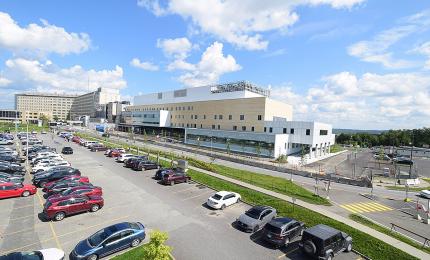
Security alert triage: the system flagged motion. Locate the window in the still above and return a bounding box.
[104,233,122,245]
[217,125,220,130]
[233,126,237,131]
[120,230,134,238]
[203,115,206,119]
[195,115,198,119]
[242,126,246,131]
[306,129,311,135]
[229,115,232,120]
[214,115,217,119]
[269,127,273,133]
[264,127,267,132]
[258,115,262,121]
[251,126,255,132]
[191,115,193,119]
[188,106,191,110]
[320,130,328,135]
[212,125,215,129]
[283,128,287,134]
[200,124,202,128]
[290,128,294,134]
[219,115,223,120]
[240,115,245,120]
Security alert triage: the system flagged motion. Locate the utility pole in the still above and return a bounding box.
[409,133,414,179]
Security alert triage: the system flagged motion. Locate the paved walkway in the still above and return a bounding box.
[79,130,429,259]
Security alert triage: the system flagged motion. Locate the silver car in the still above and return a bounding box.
[236,205,277,233]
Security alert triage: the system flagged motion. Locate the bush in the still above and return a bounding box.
[275,154,288,163]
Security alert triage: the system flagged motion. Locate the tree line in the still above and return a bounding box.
[335,128,430,147]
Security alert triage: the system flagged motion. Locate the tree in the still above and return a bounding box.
[255,142,261,157]
[39,114,49,125]
[53,115,59,122]
[142,230,172,260]
[226,139,231,155]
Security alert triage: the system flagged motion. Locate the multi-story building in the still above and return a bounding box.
[106,101,130,123]
[70,87,121,121]
[119,81,335,159]
[15,93,76,122]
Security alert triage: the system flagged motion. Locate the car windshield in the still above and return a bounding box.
[88,229,109,247]
[212,194,222,200]
[265,223,282,233]
[16,251,43,260]
[61,188,73,195]
[245,208,261,219]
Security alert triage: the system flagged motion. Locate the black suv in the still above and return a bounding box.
[135,160,159,171]
[32,167,81,187]
[263,217,305,247]
[62,146,73,154]
[299,224,352,260]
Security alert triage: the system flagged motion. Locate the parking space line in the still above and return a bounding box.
[35,189,62,250]
[181,190,213,201]
[9,214,35,221]
[0,236,55,255]
[172,186,195,194]
[277,247,298,259]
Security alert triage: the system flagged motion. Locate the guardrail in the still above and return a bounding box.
[390,223,430,248]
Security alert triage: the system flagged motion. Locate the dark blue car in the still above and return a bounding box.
[71,222,145,260]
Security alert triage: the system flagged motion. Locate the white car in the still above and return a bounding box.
[4,248,65,260]
[32,161,70,173]
[419,190,430,199]
[116,153,135,162]
[0,139,13,145]
[207,191,241,210]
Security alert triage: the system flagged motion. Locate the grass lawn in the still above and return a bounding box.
[111,244,149,260]
[0,123,49,133]
[386,185,430,192]
[330,144,345,153]
[349,214,430,254]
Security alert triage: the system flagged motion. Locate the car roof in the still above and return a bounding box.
[304,224,340,240]
[215,191,232,196]
[269,217,295,228]
[250,205,273,212]
[105,222,133,235]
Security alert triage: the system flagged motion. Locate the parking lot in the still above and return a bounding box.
[0,134,361,259]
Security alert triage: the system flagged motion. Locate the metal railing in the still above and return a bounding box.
[390,223,430,248]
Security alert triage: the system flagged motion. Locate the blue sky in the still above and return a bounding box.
[0,0,429,129]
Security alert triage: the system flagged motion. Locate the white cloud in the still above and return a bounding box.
[4,58,126,93]
[413,41,430,70]
[0,12,90,57]
[157,37,193,59]
[140,0,364,50]
[175,41,241,87]
[130,58,159,71]
[348,10,430,69]
[0,76,12,86]
[271,71,430,129]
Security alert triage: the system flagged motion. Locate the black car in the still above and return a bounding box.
[0,154,23,163]
[0,161,25,172]
[32,167,81,187]
[134,160,159,171]
[299,224,352,260]
[62,146,73,154]
[0,164,25,174]
[263,217,305,247]
[0,172,24,183]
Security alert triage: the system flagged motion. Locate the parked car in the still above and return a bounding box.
[84,141,98,147]
[161,171,191,185]
[32,161,71,173]
[43,195,104,221]
[0,182,37,199]
[133,160,159,171]
[419,190,430,199]
[116,154,135,163]
[91,144,108,152]
[125,156,148,168]
[154,168,175,180]
[263,217,305,247]
[0,172,24,183]
[236,205,277,233]
[62,146,73,154]
[33,167,81,187]
[0,164,25,174]
[207,191,241,210]
[101,133,110,137]
[72,136,82,143]
[299,224,352,260]
[108,149,125,158]
[0,138,14,145]
[394,157,414,165]
[47,186,103,200]
[0,248,65,260]
[43,181,93,197]
[0,154,24,163]
[71,222,145,260]
[42,175,90,188]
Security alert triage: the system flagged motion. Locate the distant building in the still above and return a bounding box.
[0,109,21,123]
[119,81,335,159]
[106,101,130,123]
[15,93,76,122]
[70,87,120,122]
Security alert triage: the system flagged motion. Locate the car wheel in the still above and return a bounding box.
[221,204,226,210]
[54,212,66,221]
[326,253,333,260]
[236,198,240,203]
[131,238,141,247]
[87,254,98,260]
[22,190,30,197]
[303,241,316,255]
[253,225,259,233]
[90,204,100,212]
[345,243,352,252]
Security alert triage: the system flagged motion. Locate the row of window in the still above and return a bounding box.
[263,127,328,136]
[172,114,262,121]
[172,123,256,132]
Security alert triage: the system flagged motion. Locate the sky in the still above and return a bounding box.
[0,0,429,130]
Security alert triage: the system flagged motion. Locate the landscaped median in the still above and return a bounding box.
[75,131,419,259]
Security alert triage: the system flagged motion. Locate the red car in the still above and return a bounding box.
[47,186,103,200]
[72,136,81,143]
[41,175,89,189]
[43,195,104,221]
[0,182,37,199]
[108,149,125,158]
[161,172,191,186]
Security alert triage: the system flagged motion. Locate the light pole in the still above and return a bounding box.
[409,138,413,179]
